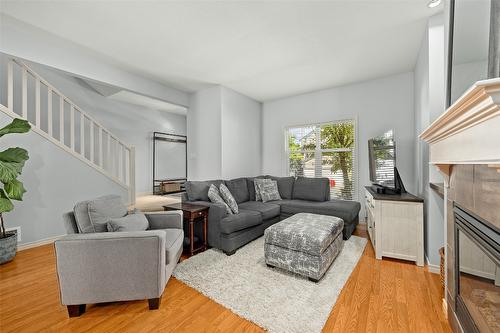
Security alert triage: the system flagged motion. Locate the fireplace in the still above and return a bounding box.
[454,204,500,333]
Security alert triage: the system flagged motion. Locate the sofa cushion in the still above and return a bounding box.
[224,178,249,203]
[73,195,118,233]
[238,201,281,220]
[185,180,223,201]
[246,176,267,201]
[280,199,361,224]
[88,195,128,232]
[107,213,149,232]
[254,178,272,201]
[267,176,295,200]
[259,180,282,203]
[219,209,262,234]
[219,183,239,214]
[292,177,330,202]
[163,228,183,265]
[208,184,232,214]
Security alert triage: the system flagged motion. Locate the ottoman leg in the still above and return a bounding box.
[266,263,274,268]
[308,277,320,283]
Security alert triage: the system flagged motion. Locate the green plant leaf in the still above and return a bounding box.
[0,160,22,183]
[0,118,31,137]
[0,189,14,213]
[0,148,28,184]
[0,147,29,163]
[4,179,26,201]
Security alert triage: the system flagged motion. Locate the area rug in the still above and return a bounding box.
[173,235,367,333]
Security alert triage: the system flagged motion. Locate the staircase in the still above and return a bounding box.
[0,57,136,204]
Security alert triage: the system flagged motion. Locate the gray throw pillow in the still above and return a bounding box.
[219,183,239,214]
[259,180,282,202]
[107,213,149,232]
[88,196,128,232]
[208,184,232,215]
[254,178,272,201]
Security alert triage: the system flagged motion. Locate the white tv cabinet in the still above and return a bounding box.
[365,186,424,266]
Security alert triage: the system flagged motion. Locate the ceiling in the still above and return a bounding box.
[0,1,443,102]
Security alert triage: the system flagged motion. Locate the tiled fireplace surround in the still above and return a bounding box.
[446,165,499,333]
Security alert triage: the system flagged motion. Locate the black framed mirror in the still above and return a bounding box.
[152,132,187,195]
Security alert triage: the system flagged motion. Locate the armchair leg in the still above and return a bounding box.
[148,297,161,310]
[67,304,86,317]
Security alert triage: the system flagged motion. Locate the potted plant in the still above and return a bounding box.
[0,118,30,264]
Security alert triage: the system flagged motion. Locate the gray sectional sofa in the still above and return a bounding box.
[182,176,361,255]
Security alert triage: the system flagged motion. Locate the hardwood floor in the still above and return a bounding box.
[0,225,450,332]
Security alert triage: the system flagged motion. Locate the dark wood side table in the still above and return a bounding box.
[163,202,209,257]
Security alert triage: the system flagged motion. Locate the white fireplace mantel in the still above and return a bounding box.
[420,78,500,184]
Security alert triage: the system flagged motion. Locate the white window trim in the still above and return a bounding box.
[283,118,359,201]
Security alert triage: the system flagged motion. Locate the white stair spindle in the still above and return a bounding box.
[99,127,103,167]
[119,143,123,182]
[22,68,27,119]
[107,133,111,172]
[80,111,85,156]
[129,146,136,205]
[47,88,53,136]
[59,96,65,144]
[7,61,13,110]
[35,79,41,127]
[90,121,94,163]
[70,105,75,151]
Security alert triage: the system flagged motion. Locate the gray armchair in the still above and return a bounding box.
[55,200,183,318]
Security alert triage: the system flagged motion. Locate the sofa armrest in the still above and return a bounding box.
[54,230,166,305]
[145,210,183,230]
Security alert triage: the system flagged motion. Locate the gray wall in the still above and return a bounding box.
[262,72,416,219]
[414,14,445,268]
[0,111,128,245]
[187,86,223,180]
[221,87,262,179]
[0,55,186,246]
[187,86,262,180]
[0,54,187,195]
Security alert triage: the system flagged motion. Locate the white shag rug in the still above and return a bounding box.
[173,235,367,333]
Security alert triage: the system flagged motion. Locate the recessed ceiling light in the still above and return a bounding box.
[428,0,442,8]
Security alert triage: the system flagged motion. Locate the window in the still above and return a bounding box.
[286,120,357,200]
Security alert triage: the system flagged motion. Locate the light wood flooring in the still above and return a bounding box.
[0,225,451,332]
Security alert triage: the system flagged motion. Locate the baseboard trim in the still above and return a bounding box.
[425,255,441,274]
[17,235,64,251]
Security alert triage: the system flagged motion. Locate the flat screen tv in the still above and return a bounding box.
[368,129,406,194]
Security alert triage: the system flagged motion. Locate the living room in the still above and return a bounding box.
[0,1,498,332]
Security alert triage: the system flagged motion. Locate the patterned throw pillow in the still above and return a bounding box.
[254,178,271,201]
[258,180,282,202]
[208,184,232,215]
[219,183,239,214]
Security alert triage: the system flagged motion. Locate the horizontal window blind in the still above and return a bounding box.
[286,120,356,200]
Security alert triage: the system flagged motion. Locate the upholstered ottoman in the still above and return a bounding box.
[264,213,344,282]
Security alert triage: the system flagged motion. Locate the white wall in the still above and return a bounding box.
[221,87,262,179]
[187,86,222,180]
[451,60,488,102]
[0,111,128,246]
[0,14,189,107]
[187,86,262,180]
[7,59,188,195]
[262,72,415,219]
[414,14,445,268]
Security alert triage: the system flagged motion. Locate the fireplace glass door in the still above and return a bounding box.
[455,205,500,333]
